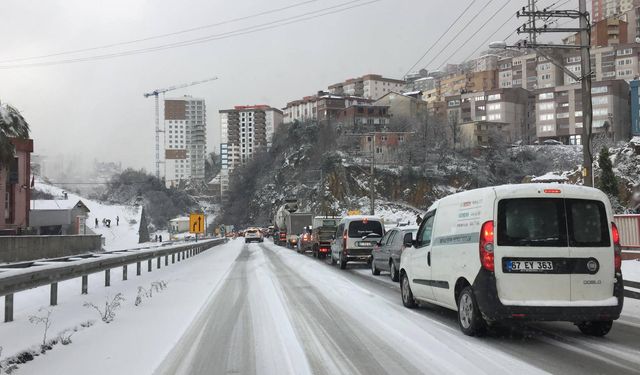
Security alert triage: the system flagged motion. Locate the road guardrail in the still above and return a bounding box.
[0,238,227,323]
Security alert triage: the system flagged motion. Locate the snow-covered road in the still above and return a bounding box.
[5,238,640,374]
[155,240,640,375]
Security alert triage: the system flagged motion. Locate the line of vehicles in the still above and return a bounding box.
[266,184,625,338]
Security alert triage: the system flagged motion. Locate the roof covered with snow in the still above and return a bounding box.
[31,199,89,211]
[531,173,569,182]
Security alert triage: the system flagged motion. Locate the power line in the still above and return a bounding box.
[0,0,381,69]
[402,0,477,77]
[437,0,511,69]
[0,0,323,64]
[461,9,518,62]
[422,0,496,71]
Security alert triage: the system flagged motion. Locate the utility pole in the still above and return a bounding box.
[370,134,375,215]
[506,0,594,186]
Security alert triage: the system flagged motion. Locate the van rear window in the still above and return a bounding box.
[497,198,610,247]
[348,221,383,238]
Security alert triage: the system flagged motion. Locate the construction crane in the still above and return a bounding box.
[144,77,218,179]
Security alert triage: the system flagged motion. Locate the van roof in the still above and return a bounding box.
[429,183,608,211]
[339,215,383,222]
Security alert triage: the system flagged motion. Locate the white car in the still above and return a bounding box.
[330,216,384,269]
[244,228,263,243]
[399,183,624,337]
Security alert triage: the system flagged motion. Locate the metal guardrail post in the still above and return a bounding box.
[165,255,168,266]
[147,259,152,272]
[157,256,161,269]
[4,294,13,322]
[81,275,88,294]
[137,261,141,276]
[105,269,111,287]
[123,265,128,281]
[172,253,175,263]
[50,282,58,306]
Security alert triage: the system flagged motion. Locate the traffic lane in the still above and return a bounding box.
[155,245,257,375]
[266,243,548,374]
[291,253,640,375]
[262,245,424,375]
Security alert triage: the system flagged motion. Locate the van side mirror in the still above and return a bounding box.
[403,233,413,247]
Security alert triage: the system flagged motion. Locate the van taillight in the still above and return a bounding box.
[612,222,621,273]
[343,230,348,252]
[480,220,495,272]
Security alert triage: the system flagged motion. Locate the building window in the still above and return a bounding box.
[487,103,501,111]
[538,102,555,111]
[539,113,555,121]
[487,94,501,101]
[488,113,502,121]
[591,86,608,94]
[538,92,554,100]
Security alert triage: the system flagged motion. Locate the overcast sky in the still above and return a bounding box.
[0,0,577,174]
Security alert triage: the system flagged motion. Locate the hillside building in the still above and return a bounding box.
[0,138,33,234]
[328,74,406,100]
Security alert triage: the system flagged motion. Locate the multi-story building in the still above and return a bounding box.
[623,0,640,41]
[498,52,565,90]
[0,138,33,234]
[334,104,391,130]
[164,97,206,188]
[356,132,410,164]
[564,44,640,84]
[629,79,640,135]
[328,74,406,100]
[564,17,628,47]
[282,93,371,124]
[374,92,429,124]
[446,88,535,145]
[219,105,283,195]
[535,79,630,144]
[594,0,635,22]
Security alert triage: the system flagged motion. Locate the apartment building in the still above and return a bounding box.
[164,97,206,188]
[282,93,371,124]
[629,79,640,135]
[446,88,535,145]
[563,44,640,84]
[498,52,565,90]
[328,74,406,100]
[535,80,630,144]
[218,105,283,195]
[593,0,635,22]
[335,104,391,130]
[374,92,429,124]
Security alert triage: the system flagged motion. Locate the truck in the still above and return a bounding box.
[286,212,313,249]
[310,216,339,259]
[273,199,299,246]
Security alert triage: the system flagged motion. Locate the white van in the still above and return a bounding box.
[399,183,624,337]
[330,216,385,269]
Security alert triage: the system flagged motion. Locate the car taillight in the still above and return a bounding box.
[479,220,495,272]
[612,222,621,273]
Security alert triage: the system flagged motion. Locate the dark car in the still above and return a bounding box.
[370,226,418,281]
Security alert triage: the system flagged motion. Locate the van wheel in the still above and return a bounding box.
[339,253,347,269]
[457,286,486,336]
[389,261,399,282]
[400,273,416,308]
[577,320,613,336]
[371,259,380,275]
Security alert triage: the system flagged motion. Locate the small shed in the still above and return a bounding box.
[169,216,190,233]
[30,199,91,235]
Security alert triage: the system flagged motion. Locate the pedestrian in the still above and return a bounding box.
[116,216,119,226]
[416,214,423,226]
[155,234,158,242]
[106,219,111,228]
[159,234,163,242]
[95,218,98,228]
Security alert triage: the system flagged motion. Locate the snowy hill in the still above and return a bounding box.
[34,180,144,250]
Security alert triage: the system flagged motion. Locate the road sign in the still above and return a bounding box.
[189,213,205,234]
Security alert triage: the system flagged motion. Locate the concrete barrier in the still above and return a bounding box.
[0,235,102,263]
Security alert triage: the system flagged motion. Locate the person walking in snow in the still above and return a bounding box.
[159,235,163,242]
[116,216,119,226]
[95,218,98,228]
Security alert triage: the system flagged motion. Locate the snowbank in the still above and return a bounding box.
[622,259,640,282]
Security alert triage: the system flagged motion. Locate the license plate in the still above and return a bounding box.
[506,260,553,272]
[357,241,374,247]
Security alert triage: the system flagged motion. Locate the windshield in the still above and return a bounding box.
[348,220,383,238]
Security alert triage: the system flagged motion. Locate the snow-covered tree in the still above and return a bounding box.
[0,102,30,165]
[597,147,618,198]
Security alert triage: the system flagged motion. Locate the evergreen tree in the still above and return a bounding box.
[597,147,618,197]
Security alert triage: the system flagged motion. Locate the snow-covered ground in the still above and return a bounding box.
[34,180,143,251]
[623,259,640,282]
[0,239,240,374]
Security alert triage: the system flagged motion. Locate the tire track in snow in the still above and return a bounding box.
[261,244,426,375]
